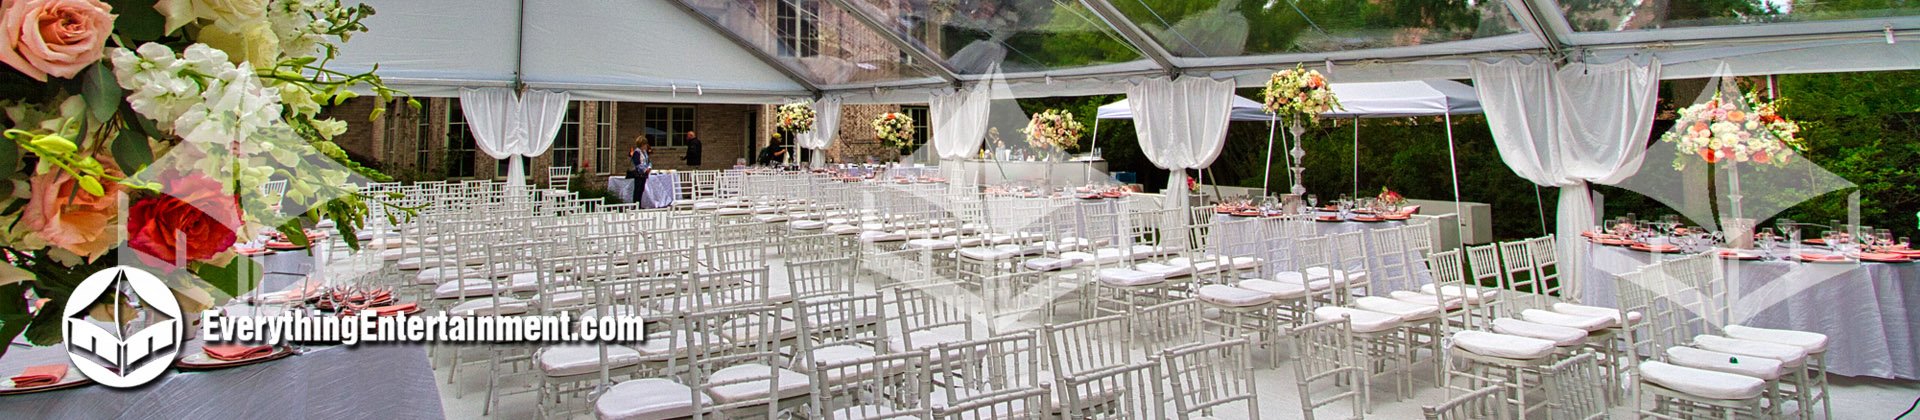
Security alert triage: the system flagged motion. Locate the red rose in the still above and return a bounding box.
[127,173,240,272]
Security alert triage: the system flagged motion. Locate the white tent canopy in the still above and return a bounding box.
[1322,80,1483,118]
[1097,96,1270,121]
[328,0,1920,103]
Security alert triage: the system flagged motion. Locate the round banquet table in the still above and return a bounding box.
[1579,242,1920,379]
[1211,213,1433,294]
[608,173,678,209]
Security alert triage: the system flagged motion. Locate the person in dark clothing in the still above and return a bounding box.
[683,131,702,167]
[628,137,652,206]
[757,138,788,166]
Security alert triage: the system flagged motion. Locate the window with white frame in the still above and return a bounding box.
[644,105,694,148]
[596,103,615,174]
[902,105,930,147]
[446,101,477,178]
[774,0,819,58]
[552,102,581,171]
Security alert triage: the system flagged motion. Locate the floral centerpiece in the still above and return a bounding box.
[1376,187,1406,207]
[1262,64,1342,196]
[1019,109,1083,153]
[1260,64,1341,123]
[1661,89,1806,249]
[873,111,914,155]
[1661,91,1804,170]
[0,0,411,355]
[773,101,815,137]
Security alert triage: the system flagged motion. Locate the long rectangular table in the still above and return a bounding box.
[1579,242,1920,379]
[608,173,678,208]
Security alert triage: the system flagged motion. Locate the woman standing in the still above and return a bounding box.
[629,136,653,206]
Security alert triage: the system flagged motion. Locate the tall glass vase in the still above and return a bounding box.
[1287,121,1308,195]
[1722,162,1756,249]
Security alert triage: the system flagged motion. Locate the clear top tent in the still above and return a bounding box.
[330,0,1920,103]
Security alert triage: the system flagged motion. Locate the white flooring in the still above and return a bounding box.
[385,254,1920,419]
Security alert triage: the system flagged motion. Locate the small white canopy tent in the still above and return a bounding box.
[1318,80,1486,244]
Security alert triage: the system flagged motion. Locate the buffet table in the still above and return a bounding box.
[608,173,678,208]
[1579,242,1920,378]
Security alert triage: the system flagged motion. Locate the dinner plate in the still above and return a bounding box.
[176,346,296,371]
[1315,217,1343,222]
[1351,217,1385,223]
[0,373,92,396]
[1591,239,1634,246]
[1715,251,1763,261]
[1629,244,1680,253]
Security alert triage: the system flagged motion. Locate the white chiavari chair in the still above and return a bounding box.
[927,330,1052,419]
[1160,336,1263,420]
[1422,383,1510,420]
[1043,315,1144,418]
[806,351,933,420]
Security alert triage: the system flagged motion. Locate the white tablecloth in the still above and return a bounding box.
[1580,243,1920,379]
[1211,213,1433,294]
[609,174,677,208]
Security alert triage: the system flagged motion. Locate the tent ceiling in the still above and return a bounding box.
[332,0,1920,102]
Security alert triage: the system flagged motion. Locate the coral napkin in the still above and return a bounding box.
[1798,253,1848,262]
[10,365,66,387]
[372,303,417,315]
[204,344,273,361]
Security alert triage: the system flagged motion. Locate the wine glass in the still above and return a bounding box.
[1758,228,1777,259]
[1307,194,1318,208]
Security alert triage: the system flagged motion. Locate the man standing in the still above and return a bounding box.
[683,131,702,167]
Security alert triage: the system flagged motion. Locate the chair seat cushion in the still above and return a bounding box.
[1235,279,1308,299]
[1063,249,1126,266]
[905,238,958,250]
[1667,346,1785,380]
[1134,262,1194,278]
[1724,325,1828,354]
[858,231,908,243]
[714,208,753,216]
[1388,290,1462,310]
[956,246,1018,261]
[1196,285,1273,307]
[1313,307,1403,333]
[1491,318,1587,347]
[826,224,863,235]
[1352,296,1441,321]
[1096,268,1166,287]
[1639,361,1767,400]
[1023,257,1080,272]
[1452,330,1555,360]
[1693,335,1808,368]
[1270,271,1334,290]
[1551,302,1641,327]
[540,344,642,377]
[1418,284,1499,304]
[705,363,811,404]
[1520,309,1613,332]
[789,220,828,230]
[752,214,791,223]
[596,378,709,420]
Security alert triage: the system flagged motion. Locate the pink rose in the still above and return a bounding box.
[0,0,113,81]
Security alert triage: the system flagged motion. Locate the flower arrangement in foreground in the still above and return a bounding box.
[1020,109,1083,152]
[1261,64,1341,123]
[0,0,413,356]
[873,112,915,151]
[1661,91,1804,170]
[773,101,815,136]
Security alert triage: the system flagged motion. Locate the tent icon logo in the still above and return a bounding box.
[62,266,182,388]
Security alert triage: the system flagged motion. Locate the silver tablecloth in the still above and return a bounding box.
[609,174,678,208]
[1211,214,1433,293]
[1579,243,1920,379]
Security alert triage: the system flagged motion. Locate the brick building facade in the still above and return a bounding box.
[319,0,941,188]
[322,98,931,189]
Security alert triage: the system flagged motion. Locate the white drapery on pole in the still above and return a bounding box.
[1470,56,1660,296]
[459,87,571,187]
[796,96,843,167]
[930,76,994,160]
[1127,76,1235,210]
